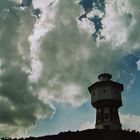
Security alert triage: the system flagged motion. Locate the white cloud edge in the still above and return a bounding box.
[80,113,140,131]
[136,60,140,71]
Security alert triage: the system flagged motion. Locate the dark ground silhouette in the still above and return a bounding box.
[2,129,140,140]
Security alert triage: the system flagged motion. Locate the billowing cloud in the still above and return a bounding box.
[136,60,140,71]
[121,114,140,131]
[36,0,138,109]
[80,121,95,130]
[0,0,55,137]
[79,0,106,40]
[80,113,140,131]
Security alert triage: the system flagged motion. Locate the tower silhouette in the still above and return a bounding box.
[88,73,123,129]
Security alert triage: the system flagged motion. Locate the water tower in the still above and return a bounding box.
[88,73,123,129]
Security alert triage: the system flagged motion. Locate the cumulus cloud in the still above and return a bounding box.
[121,114,140,131]
[32,0,140,136]
[29,0,60,82]
[80,113,140,131]
[0,0,55,137]
[80,121,95,130]
[136,60,140,71]
[36,0,138,109]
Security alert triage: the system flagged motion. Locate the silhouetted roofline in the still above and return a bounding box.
[88,81,124,92]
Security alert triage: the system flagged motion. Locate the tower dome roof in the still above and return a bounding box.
[98,73,112,81]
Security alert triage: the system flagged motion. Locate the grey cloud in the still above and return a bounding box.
[0,1,55,137]
[35,0,140,109]
[37,0,125,107]
[79,0,106,40]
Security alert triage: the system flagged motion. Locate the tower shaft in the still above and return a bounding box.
[96,106,121,129]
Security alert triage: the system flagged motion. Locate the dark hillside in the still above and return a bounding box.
[3,129,140,140]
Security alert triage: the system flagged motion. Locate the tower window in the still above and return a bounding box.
[104,107,110,121]
[97,112,101,122]
[115,90,118,94]
[112,109,119,121]
[104,113,109,120]
[103,89,106,93]
[97,109,101,122]
[104,125,111,129]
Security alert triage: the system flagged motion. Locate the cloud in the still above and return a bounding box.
[36,0,137,109]
[80,113,140,131]
[0,1,55,137]
[31,0,140,136]
[80,121,95,130]
[79,0,106,40]
[136,60,140,71]
[121,114,140,131]
[29,0,60,82]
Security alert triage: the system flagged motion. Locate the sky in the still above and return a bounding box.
[1,0,140,138]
